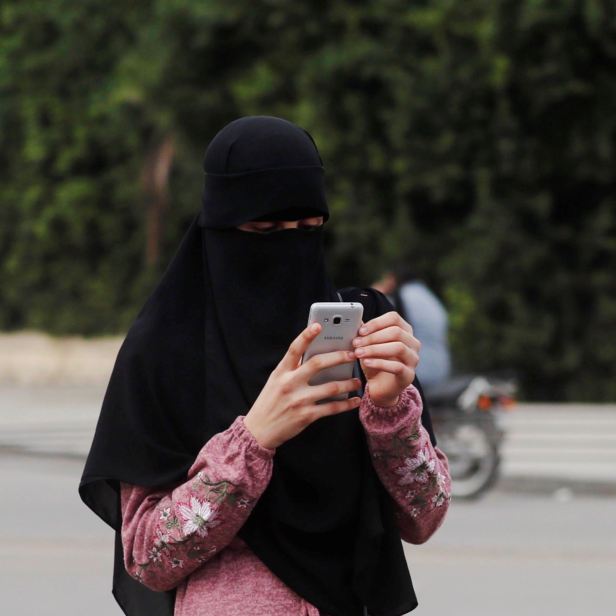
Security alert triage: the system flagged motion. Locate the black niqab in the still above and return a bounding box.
[79,116,436,616]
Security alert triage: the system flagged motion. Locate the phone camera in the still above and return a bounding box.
[333,316,342,325]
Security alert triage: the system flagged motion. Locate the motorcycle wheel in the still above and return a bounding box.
[438,420,501,500]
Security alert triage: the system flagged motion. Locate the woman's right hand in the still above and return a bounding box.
[243,323,362,450]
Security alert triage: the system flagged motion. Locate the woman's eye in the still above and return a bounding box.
[299,224,320,231]
[255,226,277,233]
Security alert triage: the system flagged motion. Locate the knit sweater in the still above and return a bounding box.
[120,384,451,615]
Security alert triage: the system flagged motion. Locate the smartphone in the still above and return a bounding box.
[301,302,364,402]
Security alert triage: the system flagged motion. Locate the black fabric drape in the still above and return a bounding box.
[79,117,435,616]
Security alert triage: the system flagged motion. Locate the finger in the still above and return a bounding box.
[353,325,418,351]
[361,357,414,380]
[311,396,363,419]
[358,311,413,337]
[354,341,415,364]
[295,349,356,381]
[279,323,322,371]
[299,377,362,404]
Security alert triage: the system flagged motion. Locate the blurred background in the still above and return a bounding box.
[0,1,614,615]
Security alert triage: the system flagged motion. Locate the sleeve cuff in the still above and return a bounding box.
[235,416,276,459]
[359,383,423,433]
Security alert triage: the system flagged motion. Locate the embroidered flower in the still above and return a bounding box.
[410,508,420,518]
[178,495,220,538]
[237,498,251,509]
[394,448,436,486]
[153,528,172,551]
[159,507,171,521]
[171,557,184,569]
[432,492,448,507]
[435,471,447,489]
[147,546,163,562]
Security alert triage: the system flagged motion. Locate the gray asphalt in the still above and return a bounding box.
[501,405,616,483]
[406,491,616,615]
[0,454,116,616]
[1,453,614,616]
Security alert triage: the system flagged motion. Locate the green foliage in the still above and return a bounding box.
[1,0,615,400]
[0,0,157,333]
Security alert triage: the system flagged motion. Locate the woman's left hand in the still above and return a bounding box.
[352,312,421,407]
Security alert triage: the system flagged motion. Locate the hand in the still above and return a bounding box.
[244,323,362,449]
[352,311,420,407]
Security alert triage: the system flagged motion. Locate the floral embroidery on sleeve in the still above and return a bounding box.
[193,471,257,510]
[131,472,254,583]
[177,495,220,538]
[121,415,275,592]
[372,425,451,519]
[359,384,451,543]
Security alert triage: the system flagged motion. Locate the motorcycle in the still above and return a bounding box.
[424,374,517,499]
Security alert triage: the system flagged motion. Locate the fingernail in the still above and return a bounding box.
[355,348,364,356]
[347,351,355,360]
[359,327,367,335]
[353,338,362,346]
[311,324,319,332]
[364,359,373,365]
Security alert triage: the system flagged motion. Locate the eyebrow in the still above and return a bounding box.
[253,220,322,225]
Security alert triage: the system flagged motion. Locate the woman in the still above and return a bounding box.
[79,116,451,616]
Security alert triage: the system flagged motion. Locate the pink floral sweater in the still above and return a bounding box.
[120,384,451,616]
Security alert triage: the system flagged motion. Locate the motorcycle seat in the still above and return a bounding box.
[423,375,476,407]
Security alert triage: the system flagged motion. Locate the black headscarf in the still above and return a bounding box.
[79,116,436,616]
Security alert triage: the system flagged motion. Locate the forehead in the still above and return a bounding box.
[250,208,325,223]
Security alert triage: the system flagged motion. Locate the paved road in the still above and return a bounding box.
[0,453,116,616]
[1,452,614,616]
[501,405,616,483]
[0,385,105,457]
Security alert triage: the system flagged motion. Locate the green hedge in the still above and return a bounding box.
[1,0,615,400]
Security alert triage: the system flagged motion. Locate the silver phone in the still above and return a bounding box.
[301,302,364,402]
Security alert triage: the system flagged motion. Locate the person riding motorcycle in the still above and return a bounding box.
[374,264,452,388]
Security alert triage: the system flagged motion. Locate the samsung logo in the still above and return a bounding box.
[324,336,344,340]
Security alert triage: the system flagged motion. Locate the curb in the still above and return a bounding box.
[494,475,616,498]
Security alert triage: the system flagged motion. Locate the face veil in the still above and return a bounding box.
[79,116,434,616]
